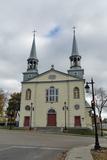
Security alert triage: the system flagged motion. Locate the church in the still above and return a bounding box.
[19,29,92,129]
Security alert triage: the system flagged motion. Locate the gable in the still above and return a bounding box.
[27,69,80,82]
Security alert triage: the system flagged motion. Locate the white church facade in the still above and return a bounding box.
[19,29,92,129]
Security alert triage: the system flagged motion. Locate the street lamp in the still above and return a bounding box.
[29,102,34,130]
[62,102,68,130]
[85,78,101,150]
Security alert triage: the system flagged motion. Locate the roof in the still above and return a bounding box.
[29,33,37,59]
[22,66,85,83]
[72,28,79,56]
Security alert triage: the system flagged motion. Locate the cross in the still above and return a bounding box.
[32,29,37,38]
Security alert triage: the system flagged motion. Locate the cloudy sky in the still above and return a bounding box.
[0,0,107,96]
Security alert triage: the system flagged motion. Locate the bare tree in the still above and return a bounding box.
[95,88,107,136]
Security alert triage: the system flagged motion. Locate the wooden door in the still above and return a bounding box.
[47,114,56,126]
[24,116,30,127]
[74,116,81,127]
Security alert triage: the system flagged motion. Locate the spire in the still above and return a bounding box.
[27,30,39,73]
[72,26,79,55]
[29,30,37,59]
[68,27,84,79]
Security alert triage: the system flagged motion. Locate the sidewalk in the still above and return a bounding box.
[65,144,107,160]
[65,145,93,160]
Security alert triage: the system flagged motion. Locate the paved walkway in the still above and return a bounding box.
[65,143,107,160]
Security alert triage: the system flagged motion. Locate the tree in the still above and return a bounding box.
[95,88,107,136]
[7,92,21,126]
[0,89,8,115]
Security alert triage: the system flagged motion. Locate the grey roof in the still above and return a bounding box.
[29,34,37,59]
[72,30,79,56]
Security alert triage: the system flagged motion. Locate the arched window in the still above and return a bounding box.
[26,89,31,100]
[73,87,80,99]
[46,86,58,102]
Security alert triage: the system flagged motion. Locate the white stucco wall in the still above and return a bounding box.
[19,70,92,128]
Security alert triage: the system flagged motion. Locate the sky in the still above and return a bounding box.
[0,0,107,97]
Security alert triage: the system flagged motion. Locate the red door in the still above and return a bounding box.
[47,114,56,126]
[74,116,81,127]
[24,116,30,127]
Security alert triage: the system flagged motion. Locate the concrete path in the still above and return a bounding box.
[65,145,93,160]
[65,143,107,160]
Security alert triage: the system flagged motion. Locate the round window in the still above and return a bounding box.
[74,104,80,110]
[25,105,30,111]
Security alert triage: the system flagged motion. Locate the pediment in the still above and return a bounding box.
[28,69,79,82]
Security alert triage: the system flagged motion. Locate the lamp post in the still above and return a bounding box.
[62,102,68,130]
[29,102,34,130]
[85,78,101,150]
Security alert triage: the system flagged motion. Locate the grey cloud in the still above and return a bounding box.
[0,0,107,93]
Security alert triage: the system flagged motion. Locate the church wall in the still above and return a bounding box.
[67,81,87,127]
[34,82,68,127]
[19,78,91,128]
[85,108,93,129]
[19,83,36,127]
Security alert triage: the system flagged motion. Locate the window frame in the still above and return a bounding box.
[46,86,58,103]
[73,87,80,99]
[25,89,31,100]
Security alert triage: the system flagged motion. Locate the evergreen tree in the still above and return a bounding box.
[7,92,21,119]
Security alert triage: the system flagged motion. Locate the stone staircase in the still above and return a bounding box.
[36,127,62,134]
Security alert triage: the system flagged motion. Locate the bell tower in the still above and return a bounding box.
[68,27,84,79]
[23,30,39,81]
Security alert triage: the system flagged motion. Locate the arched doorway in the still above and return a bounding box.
[47,109,56,126]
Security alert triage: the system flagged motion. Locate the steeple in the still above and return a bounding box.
[23,30,39,81]
[27,30,38,72]
[68,27,84,79]
[29,30,37,59]
[72,27,79,56]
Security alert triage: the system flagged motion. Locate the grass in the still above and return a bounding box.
[0,126,27,130]
[0,126,106,137]
[63,128,94,135]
